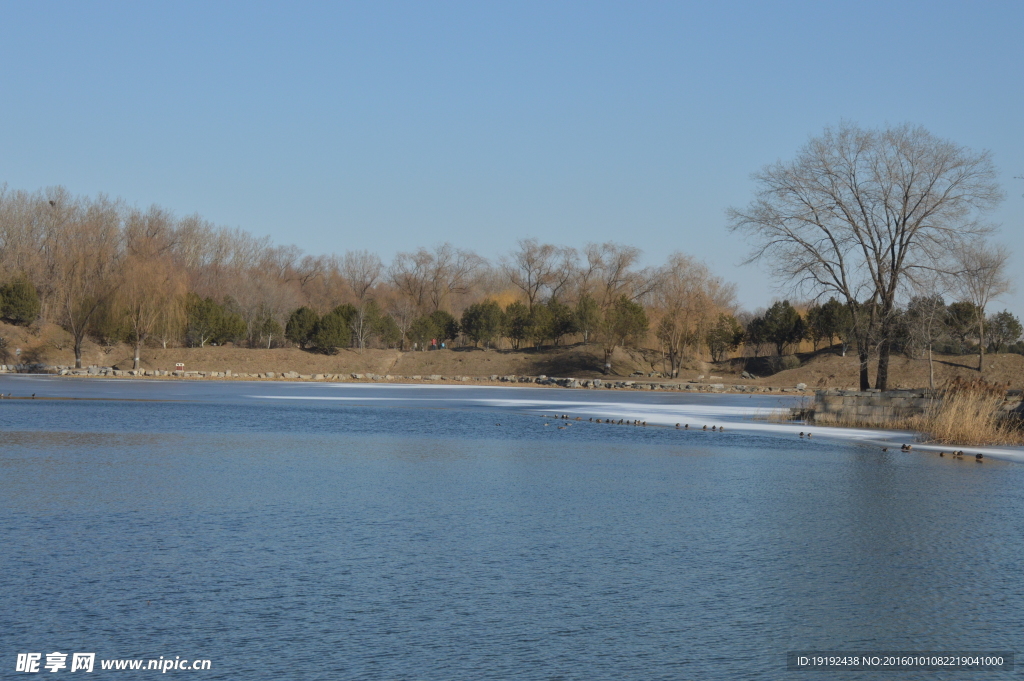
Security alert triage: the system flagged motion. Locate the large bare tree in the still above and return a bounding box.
[729,122,1002,390]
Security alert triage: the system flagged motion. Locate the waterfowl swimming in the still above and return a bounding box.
[939,451,944,456]
[805,432,810,437]
[882,447,888,452]
[675,423,680,429]
[719,426,725,432]
[684,424,689,429]
[702,425,707,431]
[799,432,804,437]
[712,426,717,431]
[976,453,984,461]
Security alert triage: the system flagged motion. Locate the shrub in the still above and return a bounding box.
[427,310,459,343]
[184,294,247,347]
[285,307,320,348]
[461,300,504,348]
[310,304,355,353]
[0,278,41,325]
[504,302,529,350]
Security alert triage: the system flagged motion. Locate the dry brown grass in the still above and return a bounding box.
[912,377,1024,446]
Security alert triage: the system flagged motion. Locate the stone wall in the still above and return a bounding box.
[809,389,938,425]
[809,388,1024,425]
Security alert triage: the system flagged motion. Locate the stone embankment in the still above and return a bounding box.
[0,364,813,394]
[804,388,1024,424]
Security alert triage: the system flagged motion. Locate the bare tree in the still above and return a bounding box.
[652,254,736,376]
[341,250,383,303]
[118,207,187,369]
[118,256,187,369]
[503,239,563,311]
[428,243,484,312]
[905,291,948,390]
[384,291,417,351]
[955,242,1012,371]
[341,250,385,349]
[49,193,125,368]
[582,243,640,307]
[729,122,1002,390]
[391,243,484,313]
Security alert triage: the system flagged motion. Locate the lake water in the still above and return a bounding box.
[2,376,1022,679]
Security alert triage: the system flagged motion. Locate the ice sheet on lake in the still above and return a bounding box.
[250,384,1024,463]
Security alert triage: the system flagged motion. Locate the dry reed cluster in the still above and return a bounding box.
[914,377,1023,446]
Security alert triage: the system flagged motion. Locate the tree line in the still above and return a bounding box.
[0,185,738,372]
[1,152,1016,381]
[742,298,1023,388]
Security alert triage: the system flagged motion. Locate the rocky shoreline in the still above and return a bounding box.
[0,362,813,394]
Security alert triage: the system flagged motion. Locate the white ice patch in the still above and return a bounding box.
[249,391,1024,463]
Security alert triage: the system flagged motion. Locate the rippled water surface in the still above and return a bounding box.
[2,377,1022,679]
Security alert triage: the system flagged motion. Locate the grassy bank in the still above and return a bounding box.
[5,320,1024,392]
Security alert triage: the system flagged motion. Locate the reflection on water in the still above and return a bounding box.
[1,378,1022,680]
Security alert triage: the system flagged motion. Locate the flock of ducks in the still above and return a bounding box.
[878,443,983,460]
[532,414,737,431]
[526,413,989,462]
[936,449,983,461]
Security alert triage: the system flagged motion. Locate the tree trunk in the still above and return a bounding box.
[978,317,985,372]
[858,346,870,391]
[74,338,84,369]
[928,343,934,390]
[603,346,614,374]
[875,339,890,391]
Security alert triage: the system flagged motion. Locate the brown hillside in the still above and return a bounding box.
[2,321,1023,390]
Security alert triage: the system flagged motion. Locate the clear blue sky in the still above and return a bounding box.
[1,1,1021,316]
